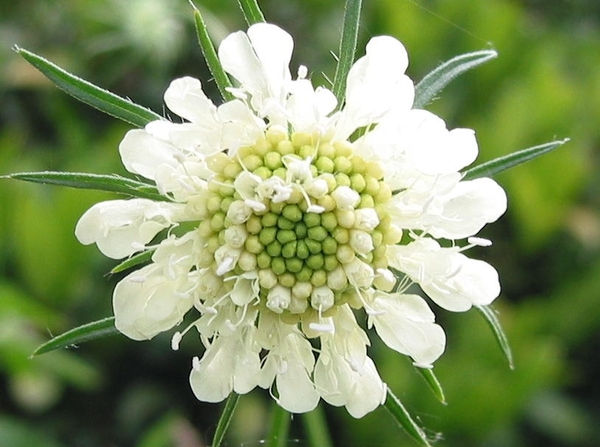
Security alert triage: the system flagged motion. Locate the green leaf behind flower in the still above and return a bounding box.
[15,47,163,128]
[384,389,434,447]
[4,171,170,202]
[110,250,154,274]
[463,139,569,181]
[332,0,363,106]
[415,366,446,404]
[476,305,514,369]
[414,49,498,109]
[236,0,266,25]
[32,317,118,357]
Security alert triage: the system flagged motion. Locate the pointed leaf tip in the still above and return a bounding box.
[32,317,118,357]
[415,49,498,108]
[477,305,514,369]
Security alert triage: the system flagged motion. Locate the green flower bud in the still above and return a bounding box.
[282,204,302,222]
[276,229,296,244]
[307,226,328,242]
[282,240,298,258]
[271,257,286,275]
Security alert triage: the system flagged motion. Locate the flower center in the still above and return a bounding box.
[197,127,401,320]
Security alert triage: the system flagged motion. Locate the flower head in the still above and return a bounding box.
[76,23,506,417]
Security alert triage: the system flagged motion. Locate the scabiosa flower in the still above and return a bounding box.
[75,23,507,418]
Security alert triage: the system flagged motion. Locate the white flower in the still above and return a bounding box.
[76,22,507,417]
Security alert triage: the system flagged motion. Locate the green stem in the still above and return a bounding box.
[267,404,291,447]
[237,0,266,25]
[190,4,235,102]
[302,405,333,447]
[211,393,240,447]
[332,0,363,107]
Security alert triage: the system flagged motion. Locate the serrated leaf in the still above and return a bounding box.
[384,389,434,447]
[191,6,235,101]
[32,317,118,357]
[236,0,266,25]
[415,366,446,404]
[463,139,569,180]
[4,171,169,202]
[476,305,514,369]
[111,250,154,274]
[15,47,163,127]
[414,49,498,109]
[332,0,363,107]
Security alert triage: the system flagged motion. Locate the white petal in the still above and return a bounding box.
[370,293,446,366]
[189,340,234,402]
[75,199,184,259]
[401,110,478,175]
[337,36,414,138]
[119,129,180,180]
[275,358,320,413]
[426,177,508,239]
[163,76,217,123]
[113,263,194,340]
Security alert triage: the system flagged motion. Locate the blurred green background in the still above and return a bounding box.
[1,0,599,446]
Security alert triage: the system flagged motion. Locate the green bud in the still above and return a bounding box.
[282,204,302,222]
[364,175,380,195]
[311,269,327,287]
[303,212,321,228]
[295,221,308,238]
[333,140,353,157]
[262,212,279,227]
[296,266,313,282]
[277,140,295,155]
[307,226,328,242]
[332,227,349,244]
[253,137,271,156]
[359,194,375,209]
[322,237,338,255]
[271,257,286,275]
[279,272,296,287]
[296,240,310,259]
[324,254,338,271]
[245,235,263,254]
[335,173,351,187]
[307,254,324,270]
[273,167,287,179]
[257,251,271,269]
[285,258,303,273]
[334,156,352,174]
[282,240,298,258]
[277,216,295,230]
[336,244,355,264]
[220,196,234,213]
[243,154,263,171]
[253,166,272,180]
[305,239,322,255]
[265,151,282,170]
[299,145,315,159]
[246,215,262,234]
[197,219,213,237]
[276,229,296,244]
[350,173,366,193]
[210,212,226,231]
[266,127,287,146]
[223,162,242,179]
[315,156,335,173]
[207,195,222,213]
[320,212,337,232]
[267,240,282,257]
[259,227,277,246]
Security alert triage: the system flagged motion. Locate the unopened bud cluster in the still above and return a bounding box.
[196,127,401,319]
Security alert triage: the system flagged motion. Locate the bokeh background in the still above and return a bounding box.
[1,0,599,446]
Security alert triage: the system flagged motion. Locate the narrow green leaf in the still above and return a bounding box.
[32,317,118,356]
[190,5,235,101]
[332,0,363,106]
[384,389,434,447]
[302,405,334,447]
[476,305,514,369]
[463,139,569,180]
[211,393,240,447]
[415,367,446,404]
[267,404,291,447]
[414,49,498,109]
[110,250,154,274]
[4,171,169,202]
[15,47,162,128]
[236,0,266,25]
